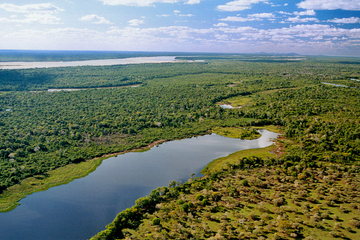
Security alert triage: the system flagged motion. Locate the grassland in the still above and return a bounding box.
[201,145,277,174]
[0,158,102,212]
[217,95,253,108]
[211,127,261,140]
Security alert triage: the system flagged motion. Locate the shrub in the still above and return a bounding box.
[181,203,189,212]
[273,197,285,207]
[152,218,161,226]
[196,194,204,201]
[241,179,249,187]
[349,219,360,228]
[202,199,208,206]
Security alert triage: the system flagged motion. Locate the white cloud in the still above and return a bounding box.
[179,14,194,17]
[217,0,269,12]
[219,13,274,22]
[0,13,61,24]
[174,10,181,13]
[215,34,229,40]
[248,13,275,18]
[287,16,319,23]
[25,13,61,24]
[297,0,360,11]
[328,17,360,24]
[157,14,170,17]
[294,10,316,16]
[128,19,145,26]
[284,3,288,6]
[0,3,63,13]
[99,0,200,7]
[185,0,200,4]
[219,16,257,22]
[80,14,113,24]
[213,23,228,27]
[312,36,323,40]
[2,24,360,56]
[278,11,292,15]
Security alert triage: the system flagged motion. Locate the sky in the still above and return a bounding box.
[0,0,359,56]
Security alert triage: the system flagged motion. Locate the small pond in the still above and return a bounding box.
[322,82,349,88]
[219,104,242,109]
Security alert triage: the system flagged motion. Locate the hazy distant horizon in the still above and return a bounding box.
[0,49,353,58]
[0,1,359,56]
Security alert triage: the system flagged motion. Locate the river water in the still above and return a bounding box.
[0,130,278,240]
[0,56,178,69]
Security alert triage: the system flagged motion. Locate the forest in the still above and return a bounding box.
[1,54,360,239]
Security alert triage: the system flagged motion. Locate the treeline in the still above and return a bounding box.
[1,56,358,91]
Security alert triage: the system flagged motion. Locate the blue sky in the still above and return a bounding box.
[0,0,359,56]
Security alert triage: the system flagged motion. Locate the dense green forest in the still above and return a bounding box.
[0,58,301,193]
[92,157,360,240]
[1,57,359,193]
[86,56,358,239]
[0,54,360,238]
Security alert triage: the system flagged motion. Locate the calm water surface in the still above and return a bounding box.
[0,56,177,69]
[0,130,278,240]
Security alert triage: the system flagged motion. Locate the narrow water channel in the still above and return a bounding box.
[0,130,278,240]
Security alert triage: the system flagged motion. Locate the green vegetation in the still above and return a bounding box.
[92,157,360,240]
[1,58,300,198]
[0,158,102,212]
[217,95,252,108]
[212,127,260,140]
[1,53,360,238]
[202,145,277,174]
[88,55,360,240]
[253,125,284,134]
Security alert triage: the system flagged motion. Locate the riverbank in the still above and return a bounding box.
[0,126,279,213]
[0,159,102,212]
[202,125,284,174]
[0,133,209,212]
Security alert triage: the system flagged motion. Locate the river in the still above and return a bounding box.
[0,56,179,69]
[0,130,278,240]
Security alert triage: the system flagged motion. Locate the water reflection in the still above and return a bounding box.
[0,130,278,240]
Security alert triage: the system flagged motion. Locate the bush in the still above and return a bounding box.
[152,218,161,226]
[241,179,249,187]
[181,203,189,212]
[349,219,360,228]
[196,194,204,201]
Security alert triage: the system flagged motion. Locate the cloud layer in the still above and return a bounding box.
[298,0,360,11]
[0,3,63,13]
[80,15,113,24]
[0,0,359,56]
[217,0,269,12]
[99,0,200,7]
